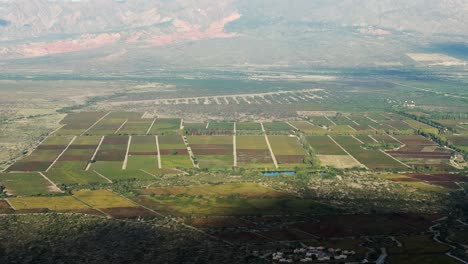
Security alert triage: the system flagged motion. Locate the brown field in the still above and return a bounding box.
[128,152,158,155]
[184,217,252,229]
[237,149,273,164]
[0,200,12,209]
[275,155,304,164]
[6,161,51,172]
[102,136,129,145]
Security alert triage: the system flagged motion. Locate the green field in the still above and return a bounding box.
[207,121,233,130]
[306,135,346,155]
[236,136,267,149]
[46,162,109,184]
[0,173,58,196]
[188,136,232,145]
[84,118,127,136]
[129,136,156,152]
[93,168,156,181]
[161,155,193,168]
[195,155,234,169]
[262,122,292,131]
[268,136,306,155]
[289,121,324,134]
[126,155,158,170]
[149,118,181,135]
[117,119,153,135]
[236,122,262,130]
[184,122,207,130]
[159,135,187,149]
[158,136,192,168]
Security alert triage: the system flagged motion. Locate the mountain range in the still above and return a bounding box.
[1,0,467,70]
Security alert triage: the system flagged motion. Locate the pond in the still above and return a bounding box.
[263,171,296,177]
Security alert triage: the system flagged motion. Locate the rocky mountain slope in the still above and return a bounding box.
[0,0,467,68]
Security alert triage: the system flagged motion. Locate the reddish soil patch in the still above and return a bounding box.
[185,217,252,229]
[14,208,50,214]
[389,177,421,182]
[159,149,188,155]
[276,155,304,164]
[405,173,468,182]
[396,136,435,145]
[409,163,453,169]
[0,200,11,209]
[128,152,158,156]
[96,150,126,161]
[68,145,98,149]
[102,136,129,145]
[59,155,91,161]
[100,207,159,219]
[387,151,451,159]
[6,161,51,172]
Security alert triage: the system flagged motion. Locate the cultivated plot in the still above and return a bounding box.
[91,136,129,170]
[0,172,60,196]
[148,118,181,135]
[268,136,307,167]
[306,135,361,168]
[117,119,154,135]
[159,136,192,168]
[53,112,108,136]
[8,196,89,211]
[236,136,275,169]
[189,136,233,169]
[333,136,407,169]
[6,136,74,172]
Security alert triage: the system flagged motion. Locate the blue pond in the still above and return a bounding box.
[263,171,296,177]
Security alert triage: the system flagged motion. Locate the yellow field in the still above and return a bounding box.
[8,196,89,210]
[73,189,137,208]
